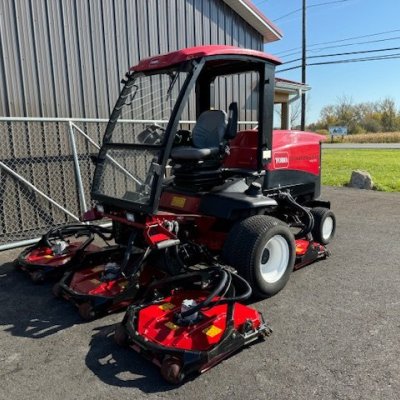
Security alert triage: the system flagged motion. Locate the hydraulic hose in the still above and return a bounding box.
[278,191,314,239]
[41,224,113,249]
[178,269,229,319]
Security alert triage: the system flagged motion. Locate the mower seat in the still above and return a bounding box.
[170,103,238,190]
[171,103,238,161]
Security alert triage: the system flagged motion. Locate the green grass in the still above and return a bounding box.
[322,149,400,192]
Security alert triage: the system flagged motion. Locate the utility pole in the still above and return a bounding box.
[301,0,307,130]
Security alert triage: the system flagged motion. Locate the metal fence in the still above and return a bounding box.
[0,116,257,250]
[0,117,112,250]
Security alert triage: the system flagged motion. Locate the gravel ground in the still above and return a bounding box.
[0,186,399,400]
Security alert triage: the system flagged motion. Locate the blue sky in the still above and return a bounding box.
[255,0,400,123]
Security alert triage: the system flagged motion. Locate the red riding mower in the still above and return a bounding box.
[24,45,336,381]
[14,224,118,283]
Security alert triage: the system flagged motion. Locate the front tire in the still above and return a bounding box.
[311,207,336,245]
[222,215,296,298]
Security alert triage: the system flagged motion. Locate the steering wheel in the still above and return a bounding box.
[137,124,165,145]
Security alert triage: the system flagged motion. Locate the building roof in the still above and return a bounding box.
[275,77,311,94]
[222,0,283,43]
[131,45,282,72]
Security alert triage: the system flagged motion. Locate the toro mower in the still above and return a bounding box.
[88,45,335,295]
[14,224,117,283]
[46,45,336,380]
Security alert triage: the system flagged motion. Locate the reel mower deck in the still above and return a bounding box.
[15,224,115,283]
[115,269,271,384]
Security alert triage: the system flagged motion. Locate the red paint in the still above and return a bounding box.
[224,129,325,176]
[143,222,177,247]
[70,266,127,298]
[223,129,258,170]
[24,243,100,267]
[268,130,325,176]
[295,239,311,256]
[131,45,281,72]
[69,263,165,299]
[137,290,262,351]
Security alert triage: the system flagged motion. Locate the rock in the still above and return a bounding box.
[349,170,374,190]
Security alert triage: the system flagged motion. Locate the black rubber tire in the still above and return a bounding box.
[78,302,96,321]
[222,215,296,298]
[114,323,129,347]
[311,207,336,245]
[30,270,45,284]
[161,357,184,385]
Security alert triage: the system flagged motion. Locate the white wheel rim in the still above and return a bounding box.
[322,216,334,241]
[260,235,290,284]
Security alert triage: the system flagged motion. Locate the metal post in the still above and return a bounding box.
[68,121,88,215]
[301,0,307,131]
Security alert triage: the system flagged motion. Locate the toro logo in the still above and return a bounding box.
[274,152,289,169]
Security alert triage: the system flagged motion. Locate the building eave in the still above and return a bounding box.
[222,0,283,43]
[276,77,311,94]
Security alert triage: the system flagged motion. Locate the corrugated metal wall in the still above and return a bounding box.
[0,0,263,119]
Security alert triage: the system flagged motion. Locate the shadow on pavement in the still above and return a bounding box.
[0,261,81,338]
[85,323,177,393]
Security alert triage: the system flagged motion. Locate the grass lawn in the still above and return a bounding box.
[322,149,400,192]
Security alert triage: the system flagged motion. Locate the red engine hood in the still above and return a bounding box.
[224,129,325,175]
[272,130,326,149]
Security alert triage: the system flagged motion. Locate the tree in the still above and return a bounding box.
[314,96,400,134]
[380,98,398,131]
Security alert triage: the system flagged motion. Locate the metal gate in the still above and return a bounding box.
[0,117,110,250]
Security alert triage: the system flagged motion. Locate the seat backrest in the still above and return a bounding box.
[192,110,227,149]
[225,102,238,140]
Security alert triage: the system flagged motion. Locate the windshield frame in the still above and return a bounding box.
[91,59,204,214]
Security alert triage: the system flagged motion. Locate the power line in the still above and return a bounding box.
[279,35,400,59]
[277,53,400,72]
[272,0,352,22]
[283,46,400,65]
[275,29,400,56]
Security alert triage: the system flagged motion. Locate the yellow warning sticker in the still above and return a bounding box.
[159,302,175,311]
[203,325,222,338]
[90,279,101,285]
[44,255,54,259]
[165,321,179,330]
[171,196,186,208]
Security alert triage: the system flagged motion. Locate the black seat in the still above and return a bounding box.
[171,103,238,190]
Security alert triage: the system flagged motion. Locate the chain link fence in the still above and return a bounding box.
[0,117,109,250]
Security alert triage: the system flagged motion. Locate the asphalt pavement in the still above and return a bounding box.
[1,186,399,400]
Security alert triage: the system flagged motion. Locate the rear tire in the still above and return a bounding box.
[222,215,296,298]
[311,207,336,245]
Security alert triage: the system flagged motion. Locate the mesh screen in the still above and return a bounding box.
[95,148,160,206]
